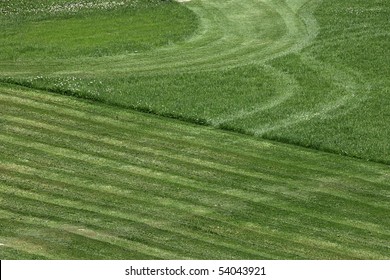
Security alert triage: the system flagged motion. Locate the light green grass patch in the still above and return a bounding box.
[1,0,389,163]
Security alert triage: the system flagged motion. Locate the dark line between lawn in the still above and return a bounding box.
[1,79,389,167]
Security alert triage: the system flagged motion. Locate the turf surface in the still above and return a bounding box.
[1,0,389,163]
[1,0,390,260]
[0,84,389,259]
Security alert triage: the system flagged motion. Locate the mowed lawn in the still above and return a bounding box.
[0,84,389,259]
[1,0,390,260]
[1,0,389,163]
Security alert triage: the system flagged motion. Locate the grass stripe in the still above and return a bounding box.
[2,123,390,235]
[1,84,390,259]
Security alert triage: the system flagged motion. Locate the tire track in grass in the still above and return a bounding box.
[1,85,390,259]
[2,92,386,208]
[0,178,278,257]
[1,91,388,214]
[3,153,388,243]
[2,122,389,221]
[1,88,388,205]
[1,130,386,260]
[3,84,373,179]
[0,148,290,260]
[0,92,386,199]
[212,65,301,127]
[232,55,366,135]
[0,116,324,191]
[1,177,384,260]
[0,206,183,260]
[0,104,349,189]
[0,217,157,260]
[0,184,274,259]
[114,0,318,73]
[0,0,318,75]
[3,147,390,245]
[3,0,384,166]
[60,0,364,137]
[1,165,388,259]
[3,143,390,260]
[0,91,374,180]
[3,124,390,224]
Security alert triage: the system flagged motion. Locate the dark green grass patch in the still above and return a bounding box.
[0,84,389,259]
[0,0,198,59]
[1,0,389,260]
[1,0,389,164]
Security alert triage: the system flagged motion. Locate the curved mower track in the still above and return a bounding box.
[1,0,365,145]
[1,0,320,74]
[1,0,390,259]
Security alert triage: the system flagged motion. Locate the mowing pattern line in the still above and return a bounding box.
[0,0,318,74]
[1,85,389,259]
[1,0,389,164]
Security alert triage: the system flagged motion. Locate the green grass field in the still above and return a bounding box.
[1,0,389,259]
[1,84,389,259]
[1,0,389,163]
[0,0,198,59]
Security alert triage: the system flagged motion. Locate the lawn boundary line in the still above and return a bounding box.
[1,80,388,167]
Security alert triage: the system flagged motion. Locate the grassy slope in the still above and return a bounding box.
[265,0,390,162]
[1,0,389,163]
[1,84,390,259]
[0,0,389,260]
